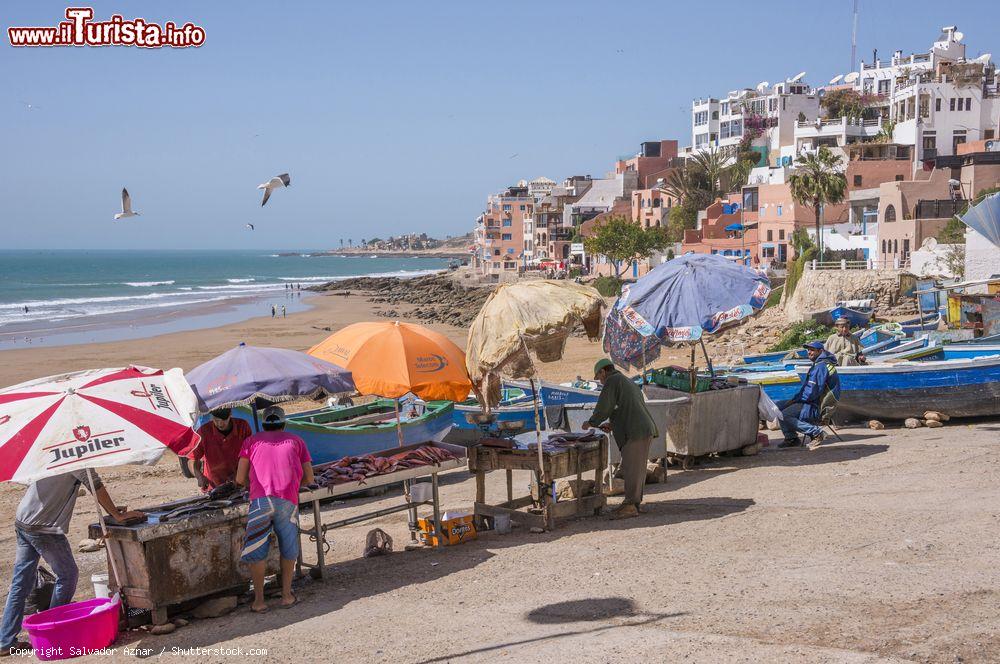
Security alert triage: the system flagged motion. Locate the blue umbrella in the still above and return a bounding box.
[187,342,355,414]
[724,223,744,232]
[959,191,1000,248]
[603,253,770,369]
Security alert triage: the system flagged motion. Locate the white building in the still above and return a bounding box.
[689,79,822,166]
[848,26,998,161]
[528,176,556,200]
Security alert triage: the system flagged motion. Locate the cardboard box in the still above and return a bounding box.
[418,512,477,547]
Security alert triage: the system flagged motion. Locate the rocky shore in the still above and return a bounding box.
[311,273,493,328]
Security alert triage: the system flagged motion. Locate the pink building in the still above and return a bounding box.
[474,184,533,279]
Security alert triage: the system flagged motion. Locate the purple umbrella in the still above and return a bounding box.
[187,343,356,414]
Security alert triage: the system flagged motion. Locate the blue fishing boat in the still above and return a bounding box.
[899,312,942,336]
[810,354,1000,421]
[447,386,539,444]
[281,399,455,465]
[883,343,1000,362]
[506,379,601,407]
[741,350,793,365]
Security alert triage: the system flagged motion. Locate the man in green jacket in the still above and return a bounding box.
[585,358,659,520]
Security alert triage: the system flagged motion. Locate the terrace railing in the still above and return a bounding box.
[807,257,910,271]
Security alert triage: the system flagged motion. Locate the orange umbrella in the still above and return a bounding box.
[308,321,471,402]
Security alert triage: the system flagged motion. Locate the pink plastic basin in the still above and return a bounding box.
[22,596,120,661]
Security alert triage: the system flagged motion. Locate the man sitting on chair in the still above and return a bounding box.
[779,341,841,450]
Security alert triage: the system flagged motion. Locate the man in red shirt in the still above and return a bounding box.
[190,408,252,490]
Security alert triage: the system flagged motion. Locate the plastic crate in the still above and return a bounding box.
[648,368,711,393]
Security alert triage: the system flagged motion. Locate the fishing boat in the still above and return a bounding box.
[741,350,793,365]
[447,386,539,444]
[812,299,874,328]
[899,312,942,336]
[881,343,1000,362]
[810,354,1000,421]
[506,379,601,407]
[283,399,455,464]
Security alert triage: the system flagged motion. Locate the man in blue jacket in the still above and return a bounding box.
[779,340,841,450]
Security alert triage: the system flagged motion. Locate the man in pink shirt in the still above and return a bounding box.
[235,406,313,613]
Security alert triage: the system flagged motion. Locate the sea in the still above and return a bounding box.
[0,250,451,348]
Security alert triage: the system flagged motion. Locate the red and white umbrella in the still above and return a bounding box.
[0,366,200,484]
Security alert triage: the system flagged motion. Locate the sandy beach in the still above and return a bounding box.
[0,290,998,662]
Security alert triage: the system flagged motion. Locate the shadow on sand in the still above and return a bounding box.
[414,597,687,663]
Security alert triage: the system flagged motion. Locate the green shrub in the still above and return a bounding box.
[764,284,783,309]
[768,320,834,352]
[592,276,622,297]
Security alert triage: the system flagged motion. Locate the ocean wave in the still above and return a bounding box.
[227,278,255,283]
[124,280,175,287]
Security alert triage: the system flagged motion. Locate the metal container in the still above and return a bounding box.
[642,384,761,457]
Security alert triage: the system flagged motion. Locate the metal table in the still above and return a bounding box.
[468,434,608,531]
[296,442,467,578]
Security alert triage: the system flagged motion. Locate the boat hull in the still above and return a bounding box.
[285,402,455,465]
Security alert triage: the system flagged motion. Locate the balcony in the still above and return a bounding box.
[914,199,963,220]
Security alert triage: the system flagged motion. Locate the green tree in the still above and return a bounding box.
[665,203,698,243]
[583,216,669,277]
[788,146,847,261]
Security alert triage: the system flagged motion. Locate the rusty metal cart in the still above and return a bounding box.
[468,434,608,531]
[89,503,277,626]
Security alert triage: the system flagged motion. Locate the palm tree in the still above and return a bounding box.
[689,148,729,202]
[339,238,344,248]
[788,146,847,261]
[348,239,353,248]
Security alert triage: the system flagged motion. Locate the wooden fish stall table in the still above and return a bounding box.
[468,433,608,531]
[296,442,468,579]
[88,501,277,626]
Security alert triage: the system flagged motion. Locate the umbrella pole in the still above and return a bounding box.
[86,468,123,597]
[529,376,547,506]
[689,345,697,393]
[251,398,261,433]
[395,399,417,543]
[700,338,715,378]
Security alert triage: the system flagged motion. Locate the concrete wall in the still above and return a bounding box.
[965,229,1000,288]
[783,267,904,322]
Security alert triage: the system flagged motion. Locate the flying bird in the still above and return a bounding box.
[18,101,40,111]
[246,223,255,231]
[114,188,140,220]
[258,173,291,207]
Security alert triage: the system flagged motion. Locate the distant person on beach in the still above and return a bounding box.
[236,407,313,612]
[0,472,142,655]
[585,358,658,520]
[190,408,252,491]
[825,317,866,366]
[779,341,841,450]
[22,306,27,314]
[271,305,276,318]
[281,305,286,318]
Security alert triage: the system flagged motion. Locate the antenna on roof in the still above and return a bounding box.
[954,30,964,43]
[756,81,769,92]
[790,72,806,83]
[829,74,844,85]
[851,0,859,71]
[844,71,860,84]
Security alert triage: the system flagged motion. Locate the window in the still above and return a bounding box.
[694,111,709,126]
[878,79,891,94]
[950,98,956,111]
[493,249,500,256]
[711,111,718,120]
[506,248,514,254]
[769,97,777,112]
[652,199,661,208]
[721,102,729,115]
[502,219,512,227]
[695,133,709,147]
[893,239,898,254]
[777,205,782,217]
[519,205,525,211]
[501,233,512,240]
[882,239,886,254]
[502,204,511,211]
[766,230,773,241]
[884,204,896,222]
[854,175,863,186]
[895,174,904,181]
[935,98,941,112]
[779,229,785,240]
[743,188,759,212]
[966,97,972,110]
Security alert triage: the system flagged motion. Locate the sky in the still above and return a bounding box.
[2,0,997,250]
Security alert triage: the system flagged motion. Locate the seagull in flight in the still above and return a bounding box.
[258,173,290,207]
[114,188,140,220]
[18,101,40,111]
[246,223,255,231]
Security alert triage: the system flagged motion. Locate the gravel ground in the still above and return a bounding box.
[1,421,994,663]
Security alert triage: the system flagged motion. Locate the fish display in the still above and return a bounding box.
[314,445,458,487]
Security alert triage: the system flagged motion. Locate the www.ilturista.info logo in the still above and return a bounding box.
[8,7,205,48]
[47,427,128,468]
